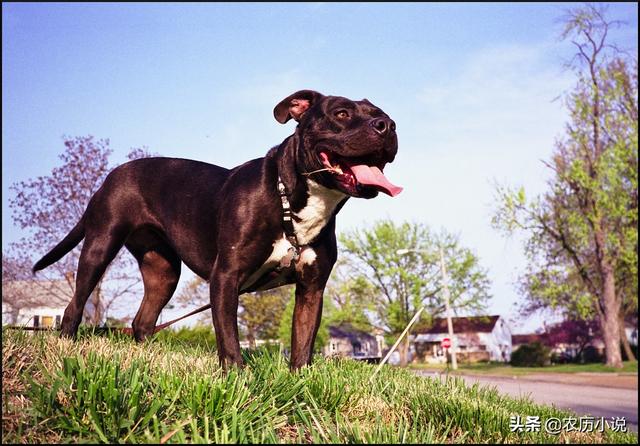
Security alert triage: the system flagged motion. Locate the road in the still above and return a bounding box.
[414,370,638,433]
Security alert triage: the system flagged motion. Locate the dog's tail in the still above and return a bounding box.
[32,218,86,274]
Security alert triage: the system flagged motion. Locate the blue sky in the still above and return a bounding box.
[3,2,638,333]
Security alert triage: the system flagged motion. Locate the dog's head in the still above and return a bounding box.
[274,90,402,199]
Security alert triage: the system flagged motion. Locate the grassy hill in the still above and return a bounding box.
[2,329,637,444]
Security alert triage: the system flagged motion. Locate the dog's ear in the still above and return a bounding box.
[274,90,324,124]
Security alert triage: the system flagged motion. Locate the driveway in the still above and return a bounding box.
[413,370,638,433]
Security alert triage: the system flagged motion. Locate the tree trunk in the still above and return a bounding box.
[92,284,103,326]
[600,267,623,368]
[619,319,636,361]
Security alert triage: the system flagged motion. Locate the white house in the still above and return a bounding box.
[2,278,103,329]
[413,315,512,363]
[2,279,68,328]
[4,304,64,329]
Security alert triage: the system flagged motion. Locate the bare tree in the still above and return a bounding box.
[6,136,153,324]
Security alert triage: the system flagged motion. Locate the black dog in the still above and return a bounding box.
[32,89,402,370]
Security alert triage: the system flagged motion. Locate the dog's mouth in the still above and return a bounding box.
[316,150,403,197]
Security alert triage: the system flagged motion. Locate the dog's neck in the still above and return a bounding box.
[274,135,306,210]
[272,138,349,245]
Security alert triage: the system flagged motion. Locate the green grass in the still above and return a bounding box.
[2,328,637,444]
[410,360,639,375]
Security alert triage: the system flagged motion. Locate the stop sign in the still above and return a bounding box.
[441,337,451,349]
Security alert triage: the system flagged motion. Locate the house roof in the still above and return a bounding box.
[328,324,376,342]
[2,279,70,303]
[415,315,501,335]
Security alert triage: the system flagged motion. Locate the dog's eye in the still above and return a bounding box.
[335,110,349,119]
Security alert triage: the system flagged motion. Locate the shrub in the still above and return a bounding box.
[153,324,217,351]
[580,345,604,364]
[550,351,572,364]
[510,342,551,367]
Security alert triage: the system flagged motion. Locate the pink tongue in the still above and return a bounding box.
[349,164,403,197]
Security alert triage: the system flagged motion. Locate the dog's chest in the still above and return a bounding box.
[292,180,346,245]
[240,236,317,292]
[239,180,345,292]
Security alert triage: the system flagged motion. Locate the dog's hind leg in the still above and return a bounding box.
[127,240,181,342]
[60,229,127,338]
[209,264,244,369]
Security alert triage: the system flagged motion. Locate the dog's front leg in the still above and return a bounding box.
[290,282,325,370]
[290,240,336,371]
[209,265,243,370]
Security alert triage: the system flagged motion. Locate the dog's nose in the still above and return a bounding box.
[371,118,395,136]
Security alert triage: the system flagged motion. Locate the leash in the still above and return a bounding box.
[151,303,212,333]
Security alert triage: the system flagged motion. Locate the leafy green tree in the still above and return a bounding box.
[338,220,492,366]
[239,287,291,348]
[492,5,637,367]
[323,258,376,333]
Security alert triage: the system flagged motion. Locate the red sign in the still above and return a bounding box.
[441,337,451,349]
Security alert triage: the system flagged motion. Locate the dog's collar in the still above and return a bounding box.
[277,176,301,267]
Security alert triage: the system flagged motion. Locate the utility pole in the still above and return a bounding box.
[439,247,457,370]
[396,247,458,370]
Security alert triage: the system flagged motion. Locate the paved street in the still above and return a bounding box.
[414,370,638,432]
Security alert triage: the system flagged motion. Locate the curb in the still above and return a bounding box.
[413,370,638,390]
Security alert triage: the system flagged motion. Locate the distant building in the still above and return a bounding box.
[324,324,383,362]
[413,315,512,363]
[2,278,102,328]
[513,321,638,362]
[2,279,67,328]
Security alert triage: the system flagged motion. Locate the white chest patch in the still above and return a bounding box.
[240,236,292,291]
[298,246,317,266]
[293,179,347,245]
[239,236,318,292]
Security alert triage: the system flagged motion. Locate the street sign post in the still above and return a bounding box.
[441,337,452,366]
